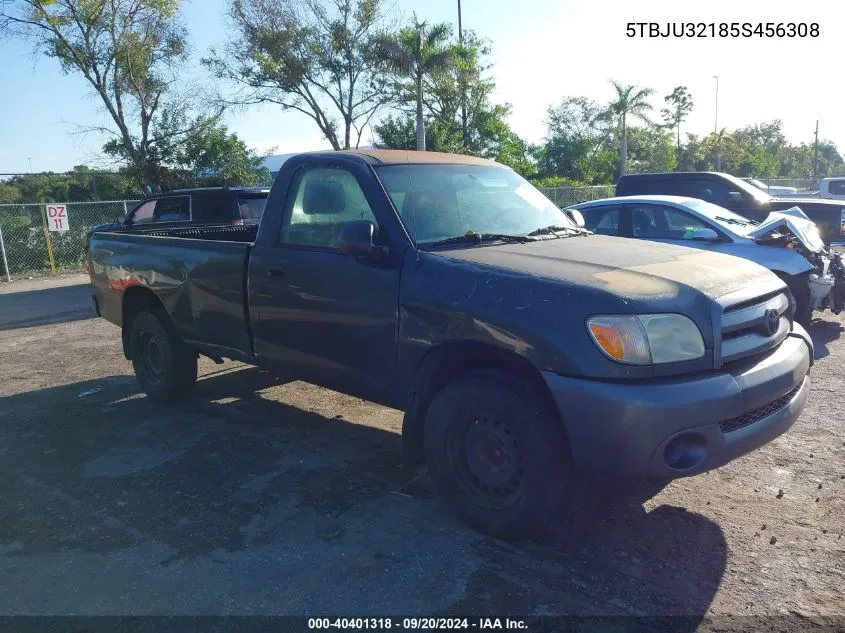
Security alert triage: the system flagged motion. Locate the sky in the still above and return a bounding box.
[0,0,842,173]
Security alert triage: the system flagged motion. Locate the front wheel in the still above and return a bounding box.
[423,372,572,539]
[130,310,197,404]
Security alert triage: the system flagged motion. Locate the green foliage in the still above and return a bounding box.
[528,176,588,188]
[0,182,22,204]
[674,120,845,178]
[377,15,454,151]
[373,27,533,175]
[0,167,138,203]
[661,86,694,156]
[535,97,615,184]
[177,121,271,186]
[608,81,655,177]
[206,0,393,150]
[626,126,677,173]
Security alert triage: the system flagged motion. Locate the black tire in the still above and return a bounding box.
[423,371,572,539]
[129,309,197,404]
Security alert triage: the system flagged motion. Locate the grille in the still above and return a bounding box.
[720,291,791,365]
[719,382,803,433]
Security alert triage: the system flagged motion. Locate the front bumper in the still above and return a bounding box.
[542,327,812,479]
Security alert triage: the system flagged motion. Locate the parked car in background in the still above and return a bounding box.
[88,149,814,539]
[743,177,799,197]
[818,177,845,200]
[93,187,270,234]
[616,172,845,245]
[568,195,845,325]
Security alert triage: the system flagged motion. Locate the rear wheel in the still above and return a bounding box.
[423,372,571,539]
[130,310,197,404]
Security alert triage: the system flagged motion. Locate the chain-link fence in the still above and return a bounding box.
[0,201,138,280]
[541,185,616,208]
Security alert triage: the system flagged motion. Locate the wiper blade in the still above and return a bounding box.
[527,224,592,237]
[425,233,535,247]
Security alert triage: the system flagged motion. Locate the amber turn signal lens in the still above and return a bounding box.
[588,323,625,361]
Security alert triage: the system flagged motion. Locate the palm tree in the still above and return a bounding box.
[379,17,453,151]
[609,81,655,176]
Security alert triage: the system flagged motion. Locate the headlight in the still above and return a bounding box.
[587,314,705,365]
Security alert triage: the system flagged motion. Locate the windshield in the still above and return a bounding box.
[746,178,768,190]
[375,164,574,245]
[720,173,772,204]
[680,198,757,234]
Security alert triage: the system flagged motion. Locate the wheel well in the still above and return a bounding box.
[401,341,565,467]
[121,287,165,359]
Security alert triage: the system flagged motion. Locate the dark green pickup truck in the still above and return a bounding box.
[88,150,812,538]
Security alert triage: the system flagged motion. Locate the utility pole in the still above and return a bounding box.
[713,76,719,133]
[27,157,33,172]
[458,0,468,148]
[713,76,721,171]
[812,119,819,183]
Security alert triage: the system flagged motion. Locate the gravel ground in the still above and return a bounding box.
[0,275,843,627]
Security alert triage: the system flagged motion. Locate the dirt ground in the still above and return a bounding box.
[0,275,843,627]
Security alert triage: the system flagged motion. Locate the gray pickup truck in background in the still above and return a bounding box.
[88,150,813,538]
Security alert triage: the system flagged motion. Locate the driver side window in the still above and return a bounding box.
[279,167,378,250]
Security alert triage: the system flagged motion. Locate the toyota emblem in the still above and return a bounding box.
[763,309,780,336]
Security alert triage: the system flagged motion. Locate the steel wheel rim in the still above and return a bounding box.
[141,332,164,385]
[445,409,526,510]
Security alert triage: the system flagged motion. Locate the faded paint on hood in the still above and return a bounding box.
[435,235,774,301]
[748,207,826,253]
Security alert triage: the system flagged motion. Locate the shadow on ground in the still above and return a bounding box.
[809,317,845,360]
[0,367,726,621]
[0,283,95,331]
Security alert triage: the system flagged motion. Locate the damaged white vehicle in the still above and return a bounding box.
[569,195,845,325]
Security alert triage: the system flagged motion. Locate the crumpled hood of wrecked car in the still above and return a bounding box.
[433,234,777,301]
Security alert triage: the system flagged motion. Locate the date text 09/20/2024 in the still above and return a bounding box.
[307,618,527,630]
[626,22,819,38]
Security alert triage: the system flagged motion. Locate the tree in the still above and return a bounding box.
[608,81,654,178]
[535,97,615,184]
[626,126,677,173]
[378,15,453,151]
[205,0,392,151]
[177,122,270,186]
[1,0,210,191]
[374,28,532,173]
[661,86,693,165]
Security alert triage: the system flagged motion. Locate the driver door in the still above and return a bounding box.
[249,163,402,405]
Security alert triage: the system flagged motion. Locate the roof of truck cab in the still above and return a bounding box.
[333,149,501,166]
[161,186,271,194]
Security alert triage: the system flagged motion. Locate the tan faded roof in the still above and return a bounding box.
[339,149,501,166]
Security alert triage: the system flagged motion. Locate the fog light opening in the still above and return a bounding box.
[663,433,707,471]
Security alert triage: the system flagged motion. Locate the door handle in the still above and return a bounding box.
[267,268,285,277]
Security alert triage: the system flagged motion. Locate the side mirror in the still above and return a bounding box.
[566,208,586,228]
[691,228,721,241]
[339,220,387,260]
[726,191,745,205]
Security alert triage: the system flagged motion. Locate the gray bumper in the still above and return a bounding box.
[542,329,812,478]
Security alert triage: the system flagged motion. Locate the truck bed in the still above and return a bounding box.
[89,224,257,361]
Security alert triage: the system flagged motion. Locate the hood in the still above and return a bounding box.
[748,207,826,253]
[434,235,777,302]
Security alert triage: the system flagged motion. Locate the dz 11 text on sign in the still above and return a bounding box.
[46,204,70,232]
